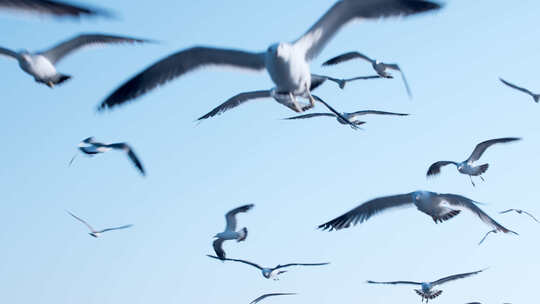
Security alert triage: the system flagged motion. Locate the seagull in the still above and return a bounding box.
[212,204,254,260]
[0,33,150,88]
[426,137,521,186]
[283,109,409,128]
[69,137,145,176]
[0,0,110,18]
[367,269,485,303]
[67,211,132,238]
[500,209,539,223]
[207,255,329,280]
[318,191,517,238]
[97,0,441,112]
[316,74,384,89]
[500,78,539,103]
[322,51,412,98]
[249,293,297,304]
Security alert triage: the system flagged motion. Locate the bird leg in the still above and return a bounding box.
[46,81,54,88]
[289,93,304,113]
[469,175,476,187]
[480,175,485,182]
[303,83,316,111]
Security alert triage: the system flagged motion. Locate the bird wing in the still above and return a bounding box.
[438,194,516,233]
[66,210,95,232]
[274,262,329,270]
[467,137,521,163]
[348,110,409,119]
[40,33,150,64]
[212,239,226,260]
[318,193,414,231]
[311,95,360,130]
[225,204,254,232]
[294,0,441,61]
[97,224,133,233]
[0,0,110,18]
[197,90,271,120]
[426,161,457,177]
[98,47,266,110]
[206,255,263,270]
[0,46,18,59]
[366,280,422,285]
[322,51,373,66]
[343,75,383,81]
[500,209,540,223]
[430,269,484,286]
[283,113,336,120]
[250,293,297,304]
[386,64,413,98]
[500,78,536,96]
[108,143,146,176]
[478,229,496,245]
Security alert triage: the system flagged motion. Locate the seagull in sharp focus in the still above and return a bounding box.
[322,51,412,98]
[0,0,111,18]
[67,211,132,238]
[283,109,409,128]
[70,137,145,176]
[367,269,485,303]
[97,0,441,113]
[426,137,521,186]
[207,255,329,280]
[249,293,297,304]
[500,78,540,103]
[0,33,150,88]
[212,204,254,260]
[500,209,539,223]
[318,191,517,239]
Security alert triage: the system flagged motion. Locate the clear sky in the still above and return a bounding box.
[1,1,539,303]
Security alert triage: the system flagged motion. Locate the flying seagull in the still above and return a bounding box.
[97,0,441,112]
[367,269,485,303]
[249,293,297,304]
[322,51,412,98]
[283,109,409,128]
[207,255,329,280]
[69,137,145,176]
[318,191,517,238]
[500,209,539,223]
[212,204,254,260]
[67,211,132,238]
[426,137,521,186]
[316,74,384,89]
[0,0,111,18]
[499,78,539,103]
[0,33,150,88]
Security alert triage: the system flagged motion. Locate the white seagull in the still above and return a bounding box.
[322,51,412,98]
[367,269,485,303]
[283,109,409,128]
[98,0,441,111]
[500,209,539,223]
[426,137,521,186]
[249,293,297,304]
[0,33,149,88]
[67,211,133,238]
[207,255,329,280]
[0,0,110,18]
[70,137,145,176]
[500,78,539,103]
[212,204,254,260]
[318,191,517,238]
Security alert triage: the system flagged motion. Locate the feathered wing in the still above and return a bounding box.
[0,46,18,59]
[283,113,336,120]
[367,280,422,285]
[348,110,409,119]
[430,269,485,286]
[97,224,133,233]
[212,239,226,259]
[274,262,329,270]
[224,204,254,232]
[206,255,263,270]
[499,78,536,96]
[295,0,442,61]
[0,0,110,18]
[108,143,145,176]
[467,137,521,163]
[386,64,412,98]
[197,90,271,121]
[98,47,266,110]
[478,229,496,245]
[318,193,414,231]
[66,210,95,232]
[311,95,360,129]
[250,293,297,304]
[426,161,457,177]
[40,33,150,64]
[322,51,373,66]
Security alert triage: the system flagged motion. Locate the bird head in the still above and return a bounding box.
[421,282,431,292]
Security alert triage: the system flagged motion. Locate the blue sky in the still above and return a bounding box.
[1,1,539,303]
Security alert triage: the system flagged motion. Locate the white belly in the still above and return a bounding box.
[22,55,57,79]
[266,46,311,95]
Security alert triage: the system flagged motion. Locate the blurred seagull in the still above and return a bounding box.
[212,204,254,260]
[207,255,329,280]
[0,33,150,87]
[67,211,132,238]
[70,137,145,176]
[249,293,297,304]
[500,209,539,223]
[367,269,485,303]
[98,0,441,111]
[283,109,409,128]
[426,137,521,186]
[0,0,111,18]
[317,74,383,89]
[500,78,539,103]
[318,191,517,238]
[322,51,412,98]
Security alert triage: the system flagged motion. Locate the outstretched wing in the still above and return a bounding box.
[477,229,496,245]
[426,161,457,177]
[0,0,110,18]
[250,293,297,304]
[225,204,254,232]
[206,255,263,270]
[500,78,536,96]
[108,143,146,176]
[430,269,485,286]
[500,209,540,223]
[274,262,329,270]
[283,113,336,120]
[41,33,150,64]
[467,137,521,163]
[318,193,414,231]
[212,239,226,260]
[348,110,409,119]
[197,90,271,121]
[386,64,412,98]
[322,51,373,66]
[0,46,18,59]
[312,95,360,130]
[97,224,133,233]
[367,280,422,285]
[66,210,95,232]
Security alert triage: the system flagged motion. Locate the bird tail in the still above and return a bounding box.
[478,163,489,174]
[237,227,248,242]
[53,74,72,85]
